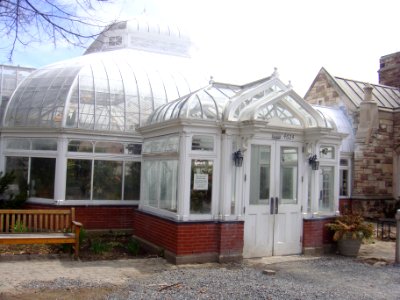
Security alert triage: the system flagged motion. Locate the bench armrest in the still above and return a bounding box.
[72,221,83,228]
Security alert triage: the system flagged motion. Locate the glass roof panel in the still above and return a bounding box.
[5,48,208,131]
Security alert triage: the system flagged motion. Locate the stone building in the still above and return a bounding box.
[304,51,400,218]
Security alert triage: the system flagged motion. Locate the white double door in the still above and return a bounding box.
[243,140,303,258]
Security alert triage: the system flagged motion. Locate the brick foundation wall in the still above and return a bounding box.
[303,217,335,254]
[133,210,244,264]
[24,204,136,230]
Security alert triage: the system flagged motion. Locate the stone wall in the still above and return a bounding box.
[304,71,341,106]
[379,51,400,88]
[352,110,393,200]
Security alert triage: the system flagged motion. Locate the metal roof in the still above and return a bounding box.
[334,77,400,110]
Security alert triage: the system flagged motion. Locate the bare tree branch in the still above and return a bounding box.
[0,0,112,61]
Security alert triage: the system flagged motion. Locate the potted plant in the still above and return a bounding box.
[326,213,374,257]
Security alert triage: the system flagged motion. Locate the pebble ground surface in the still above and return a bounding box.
[0,241,399,300]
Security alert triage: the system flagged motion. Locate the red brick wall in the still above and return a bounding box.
[339,199,352,214]
[133,210,244,259]
[24,204,136,230]
[303,217,335,248]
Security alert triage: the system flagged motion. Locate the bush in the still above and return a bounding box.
[326,214,374,241]
[0,172,28,209]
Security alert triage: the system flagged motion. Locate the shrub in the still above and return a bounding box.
[126,238,140,256]
[326,214,374,241]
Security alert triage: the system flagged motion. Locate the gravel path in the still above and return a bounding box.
[102,257,400,300]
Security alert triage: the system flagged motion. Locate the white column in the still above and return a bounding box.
[178,131,191,221]
[54,136,68,204]
[219,133,232,220]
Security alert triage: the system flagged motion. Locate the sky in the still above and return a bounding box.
[1,0,400,96]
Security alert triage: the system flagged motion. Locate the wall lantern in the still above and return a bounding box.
[233,150,244,167]
[308,154,319,170]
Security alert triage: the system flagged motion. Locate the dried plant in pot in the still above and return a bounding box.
[326,214,374,257]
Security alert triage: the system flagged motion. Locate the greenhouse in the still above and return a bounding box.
[0,17,353,263]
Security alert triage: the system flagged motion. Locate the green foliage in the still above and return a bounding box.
[79,227,87,246]
[326,214,374,241]
[13,221,27,232]
[0,171,28,209]
[126,238,140,256]
[90,239,111,254]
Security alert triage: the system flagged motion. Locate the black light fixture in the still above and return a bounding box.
[233,150,244,167]
[308,154,319,170]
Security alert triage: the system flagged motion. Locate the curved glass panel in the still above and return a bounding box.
[5,49,208,132]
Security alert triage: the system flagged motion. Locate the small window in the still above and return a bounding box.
[68,140,93,153]
[126,144,142,155]
[191,135,214,151]
[320,146,335,159]
[340,158,350,197]
[6,139,30,150]
[109,36,122,46]
[32,139,57,151]
[95,142,124,154]
[142,136,179,154]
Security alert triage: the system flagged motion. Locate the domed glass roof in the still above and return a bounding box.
[4,18,208,132]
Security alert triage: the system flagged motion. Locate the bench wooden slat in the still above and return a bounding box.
[5,214,9,232]
[0,208,82,256]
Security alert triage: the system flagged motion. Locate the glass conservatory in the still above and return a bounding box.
[0,18,208,206]
[0,17,355,262]
[137,73,349,259]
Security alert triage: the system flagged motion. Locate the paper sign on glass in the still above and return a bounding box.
[193,174,208,190]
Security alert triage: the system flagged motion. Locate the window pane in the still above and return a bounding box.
[95,142,124,154]
[280,147,298,204]
[142,135,179,154]
[142,160,178,212]
[192,135,214,151]
[93,160,122,200]
[124,161,141,200]
[320,166,334,211]
[30,157,56,199]
[31,139,57,151]
[320,146,335,159]
[5,156,29,194]
[250,145,270,205]
[190,160,213,214]
[6,139,30,150]
[125,143,142,155]
[66,159,92,200]
[68,140,93,152]
[340,169,348,197]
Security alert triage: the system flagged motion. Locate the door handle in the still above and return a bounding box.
[275,197,279,214]
[270,197,274,215]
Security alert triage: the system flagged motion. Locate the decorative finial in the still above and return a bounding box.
[209,76,214,84]
[287,80,293,88]
[272,67,279,78]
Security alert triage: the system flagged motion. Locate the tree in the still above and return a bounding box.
[0,0,112,60]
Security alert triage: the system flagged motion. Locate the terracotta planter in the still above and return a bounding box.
[337,238,362,257]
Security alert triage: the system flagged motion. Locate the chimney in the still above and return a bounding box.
[363,84,373,102]
[378,51,400,88]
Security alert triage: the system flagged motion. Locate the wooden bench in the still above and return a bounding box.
[0,208,82,257]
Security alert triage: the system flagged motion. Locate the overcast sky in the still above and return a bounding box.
[2,0,399,96]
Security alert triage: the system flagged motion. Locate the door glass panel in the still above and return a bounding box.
[250,145,271,205]
[190,160,213,214]
[280,147,298,204]
[320,166,334,211]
